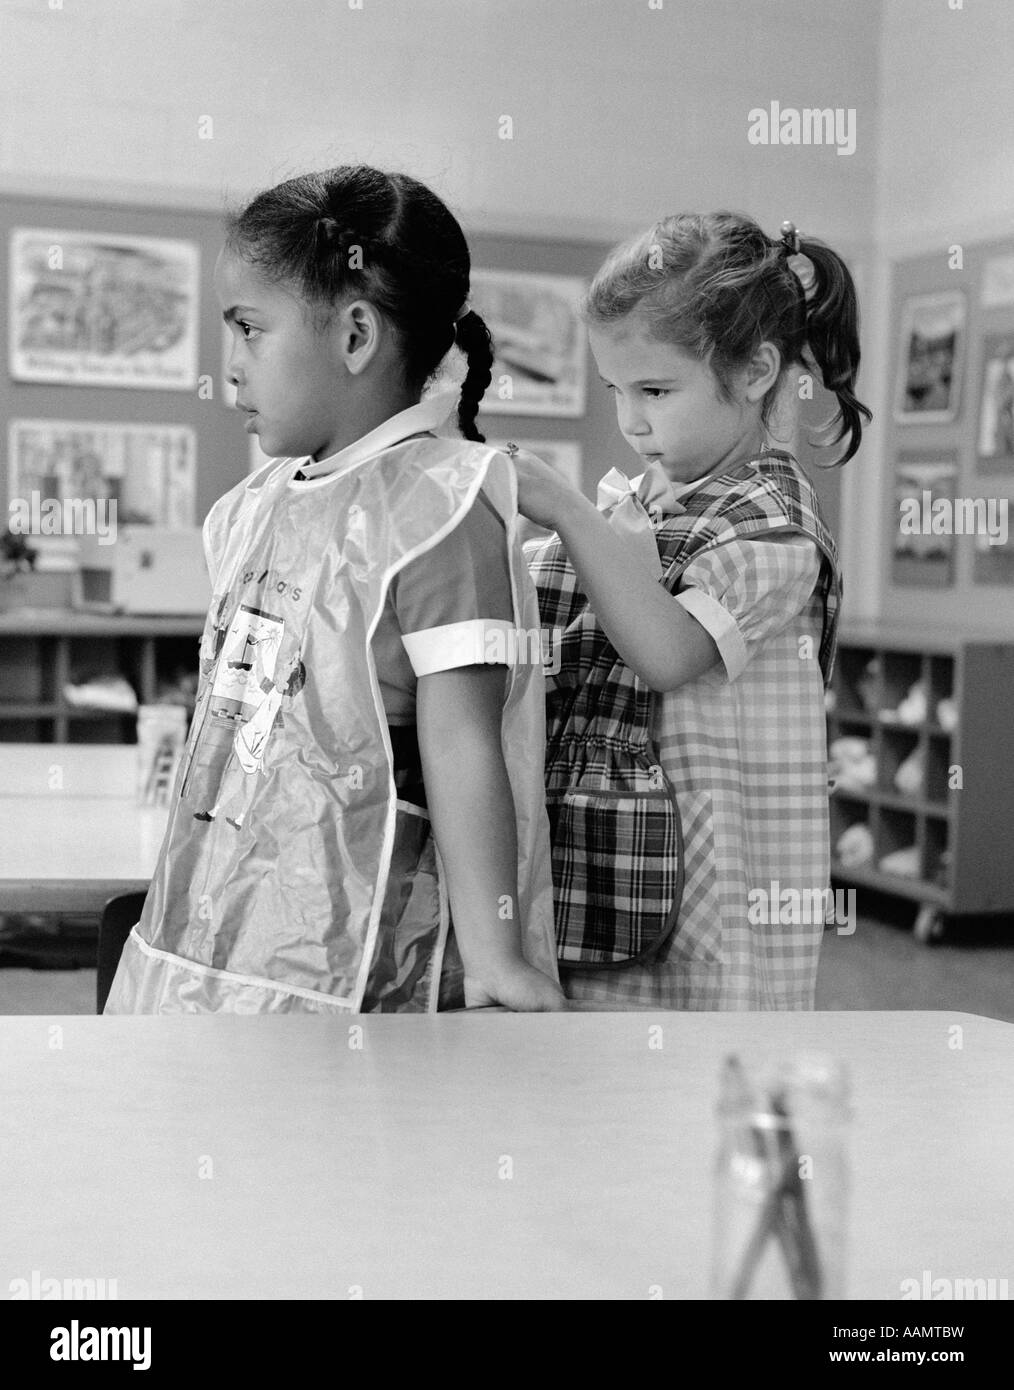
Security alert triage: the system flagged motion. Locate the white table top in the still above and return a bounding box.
[1,1010,1011,1300]
[0,744,168,912]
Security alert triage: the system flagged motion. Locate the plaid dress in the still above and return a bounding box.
[528,452,840,1011]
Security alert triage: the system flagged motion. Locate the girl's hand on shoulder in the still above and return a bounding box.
[465,962,569,1012]
[504,445,584,532]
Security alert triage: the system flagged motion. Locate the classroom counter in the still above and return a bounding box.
[1,1010,1010,1300]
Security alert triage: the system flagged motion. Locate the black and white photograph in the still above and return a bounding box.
[469,269,589,417]
[426,268,589,417]
[890,453,958,588]
[0,0,1012,1345]
[976,333,1014,470]
[893,290,966,423]
[8,418,196,527]
[8,228,200,390]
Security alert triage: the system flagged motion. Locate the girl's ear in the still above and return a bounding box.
[743,340,782,403]
[335,298,384,376]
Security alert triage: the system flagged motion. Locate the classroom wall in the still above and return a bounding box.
[876,237,1014,633]
[0,194,247,528]
[0,0,881,244]
[0,199,856,542]
[0,201,620,523]
[872,0,1014,248]
[0,0,885,540]
[838,0,1014,629]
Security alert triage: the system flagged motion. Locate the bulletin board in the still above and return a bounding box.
[0,194,637,551]
[881,235,1014,634]
[0,195,246,530]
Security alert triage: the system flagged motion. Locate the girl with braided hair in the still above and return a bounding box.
[105,164,564,1015]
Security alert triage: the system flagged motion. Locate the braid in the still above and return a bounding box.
[453,310,495,442]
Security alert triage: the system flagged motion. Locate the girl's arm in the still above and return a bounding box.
[515,453,720,691]
[416,664,567,1011]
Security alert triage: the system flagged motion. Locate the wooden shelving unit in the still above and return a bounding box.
[0,609,201,744]
[828,621,1014,940]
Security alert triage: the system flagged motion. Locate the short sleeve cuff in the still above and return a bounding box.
[401,619,516,676]
[677,587,749,682]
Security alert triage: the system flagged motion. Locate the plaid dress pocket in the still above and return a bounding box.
[548,757,684,968]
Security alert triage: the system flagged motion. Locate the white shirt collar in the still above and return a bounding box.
[293,389,459,482]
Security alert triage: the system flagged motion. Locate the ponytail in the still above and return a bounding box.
[453,309,495,442]
[585,211,872,467]
[796,236,873,465]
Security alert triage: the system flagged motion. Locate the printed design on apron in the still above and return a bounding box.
[215,603,285,717]
[188,563,310,829]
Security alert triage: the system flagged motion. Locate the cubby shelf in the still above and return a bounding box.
[832,863,952,909]
[834,787,952,819]
[0,609,202,744]
[828,621,1014,940]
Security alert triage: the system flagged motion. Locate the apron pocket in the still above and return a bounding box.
[549,787,683,968]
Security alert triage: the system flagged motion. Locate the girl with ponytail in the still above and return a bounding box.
[104,165,564,1017]
[519,212,871,1010]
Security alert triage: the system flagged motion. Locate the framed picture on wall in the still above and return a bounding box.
[9,229,200,390]
[891,451,958,588]
[976,333,1014,472]
[8,418,196,529]
[427,270,587,418]
[893,290,966,424]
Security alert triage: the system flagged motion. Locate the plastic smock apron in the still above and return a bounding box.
[104,397,558,1013]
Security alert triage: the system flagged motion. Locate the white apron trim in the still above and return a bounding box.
[349,448,496,1013]
[126,926,357,1009]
